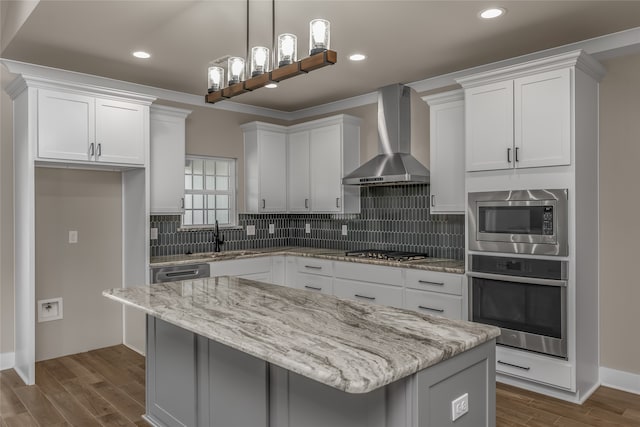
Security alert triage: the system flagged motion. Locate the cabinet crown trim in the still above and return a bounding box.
[422,89,464,106]
[6,74,157,104]
[150,105,192,118]
[455,50,606,88]
[240,121,288,132]
[288,114,362,132]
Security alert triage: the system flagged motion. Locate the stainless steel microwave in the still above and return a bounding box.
[468,189,568,256]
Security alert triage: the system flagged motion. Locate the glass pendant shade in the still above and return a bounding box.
[309,19,330,55]
[207,66,224,93]
[250,46,270,77]
[277,33,297,67]
[227,57,246,85]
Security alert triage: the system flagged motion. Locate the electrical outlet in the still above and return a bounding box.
[451,393,469,421]
[68,230,78,244]
[341,225,348,236]
[305,223,311,234]
[37,298,63,322]
[269,224,275,234]
[246,225,256,236]
[150,227,158,240]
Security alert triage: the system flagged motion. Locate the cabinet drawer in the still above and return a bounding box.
[334,261,403,286]
[295,272,333,295]
[209,257,272,277]
[496,346,573,390]
[405,270,463,296]
[296,257,333,276]
[333,279,403,308]
[404,289,462,319]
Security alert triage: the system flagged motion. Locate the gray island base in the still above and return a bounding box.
[103,276,500,427]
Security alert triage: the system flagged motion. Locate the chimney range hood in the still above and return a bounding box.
[342,84,430,186]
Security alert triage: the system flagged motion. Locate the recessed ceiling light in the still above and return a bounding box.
[349,53,366,61]
[265,83,278,89]
[132,51,151,59]
[479,7,505,19]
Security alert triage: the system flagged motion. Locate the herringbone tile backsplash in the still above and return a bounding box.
[150,184,464,260]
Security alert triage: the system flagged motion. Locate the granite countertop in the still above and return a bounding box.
[103,276,498,394]
[149,246,465,274]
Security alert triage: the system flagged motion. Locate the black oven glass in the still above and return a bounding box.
[478,206,553,235]
[472,278,562,339]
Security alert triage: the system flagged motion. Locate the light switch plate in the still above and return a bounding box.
[150,228,158,240]
[68,230,78,244]
[269,224,275,234]
[246,225,256,236]
[305,223,311,234]
[341,225,348,236]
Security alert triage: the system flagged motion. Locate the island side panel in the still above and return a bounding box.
[415,339,497,427]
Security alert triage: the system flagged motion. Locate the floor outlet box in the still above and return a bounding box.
[451,392,469,421]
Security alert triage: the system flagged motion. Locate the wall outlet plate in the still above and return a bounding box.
[305,224,311,234]
[451,393,469,421]
[341,225,348,236]
[68,230,78,244]
[269,224,275,234]
[38,298,63,322]
[150,227,159,240]
[246,225,256,236]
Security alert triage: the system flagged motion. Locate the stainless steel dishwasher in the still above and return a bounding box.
[151,263,210,284]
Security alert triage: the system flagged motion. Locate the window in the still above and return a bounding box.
[183,156,236,227]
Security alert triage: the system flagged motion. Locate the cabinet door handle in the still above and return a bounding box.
[304,285,322,291]
[305,198,309,209]
[97,143,102,158]
[304,265,322,270]
[418,305,444,313]
[262,199,266,209]
[431,195,435,207]
[498,360,531,371]
[89,143,95,157]
[336,198,341,208]
[515,147,519,162]
[355,294,375,301]
[507,147,512,163]
[418,280,444,286]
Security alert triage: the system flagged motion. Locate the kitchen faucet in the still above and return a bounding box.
[213,220,224,252]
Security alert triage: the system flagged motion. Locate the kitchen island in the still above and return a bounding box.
[103,275,499,427]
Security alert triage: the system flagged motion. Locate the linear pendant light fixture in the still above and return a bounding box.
[206,0,336,104]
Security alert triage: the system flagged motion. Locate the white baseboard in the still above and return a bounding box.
[600,367,640,395]
[0,352,15,370]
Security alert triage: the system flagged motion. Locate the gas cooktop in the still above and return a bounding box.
[345,249,429,262]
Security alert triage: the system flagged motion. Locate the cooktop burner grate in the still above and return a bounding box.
[345,249,429,261]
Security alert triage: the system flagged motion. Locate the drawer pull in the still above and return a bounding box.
[418,280,444,286]
[355,294,375,301]
[498,360,531,371]
[304,265,322,270]
[418,305,444,313]
[304,285,322,291]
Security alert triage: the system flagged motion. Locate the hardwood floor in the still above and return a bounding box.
[1,344,639,426]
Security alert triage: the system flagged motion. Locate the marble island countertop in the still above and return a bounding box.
[150,246,465,274]
[103,276,498,394]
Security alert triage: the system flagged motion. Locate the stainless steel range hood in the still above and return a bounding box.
[343,84,430,186]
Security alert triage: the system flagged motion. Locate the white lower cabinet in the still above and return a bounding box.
[333,279,403,308]
[495,346,573,390]
[294,273,333,295]
[209,258,272,283]
[404,289,462,319]
[405,269,463,296]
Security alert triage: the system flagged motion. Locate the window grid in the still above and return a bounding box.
[183,156,236,227]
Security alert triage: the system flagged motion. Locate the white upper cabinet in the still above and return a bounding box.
[245,114,361,214]
[243,122,288,213]
[458,53,592,172]
[36,88,149,166]
[287,131,311,212]
[150,105,191,214]
[422,90,465,214]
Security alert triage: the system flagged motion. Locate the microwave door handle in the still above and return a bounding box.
[467,271,567,287]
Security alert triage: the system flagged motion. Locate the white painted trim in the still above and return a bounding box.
[600,367,640,395]
[3,26,640,120]
[150,104,192,119]
[421,89,464,106]
[0,352,15,370]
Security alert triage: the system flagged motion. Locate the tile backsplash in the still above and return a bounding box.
[150,184,465,260]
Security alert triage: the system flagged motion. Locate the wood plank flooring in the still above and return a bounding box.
[1,344,639,426]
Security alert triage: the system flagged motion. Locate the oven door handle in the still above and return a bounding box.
[467,271,567,287]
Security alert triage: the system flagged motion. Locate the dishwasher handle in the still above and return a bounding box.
[152,263,211,283]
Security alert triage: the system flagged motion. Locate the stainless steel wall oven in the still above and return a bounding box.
[468,189,568,256]
[468,254,567,359]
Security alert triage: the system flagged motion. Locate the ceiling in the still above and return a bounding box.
[3,1,640,112]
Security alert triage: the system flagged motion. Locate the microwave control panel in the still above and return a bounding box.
[543,206,554,235]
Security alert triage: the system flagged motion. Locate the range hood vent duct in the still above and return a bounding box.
[342,84,430,186]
